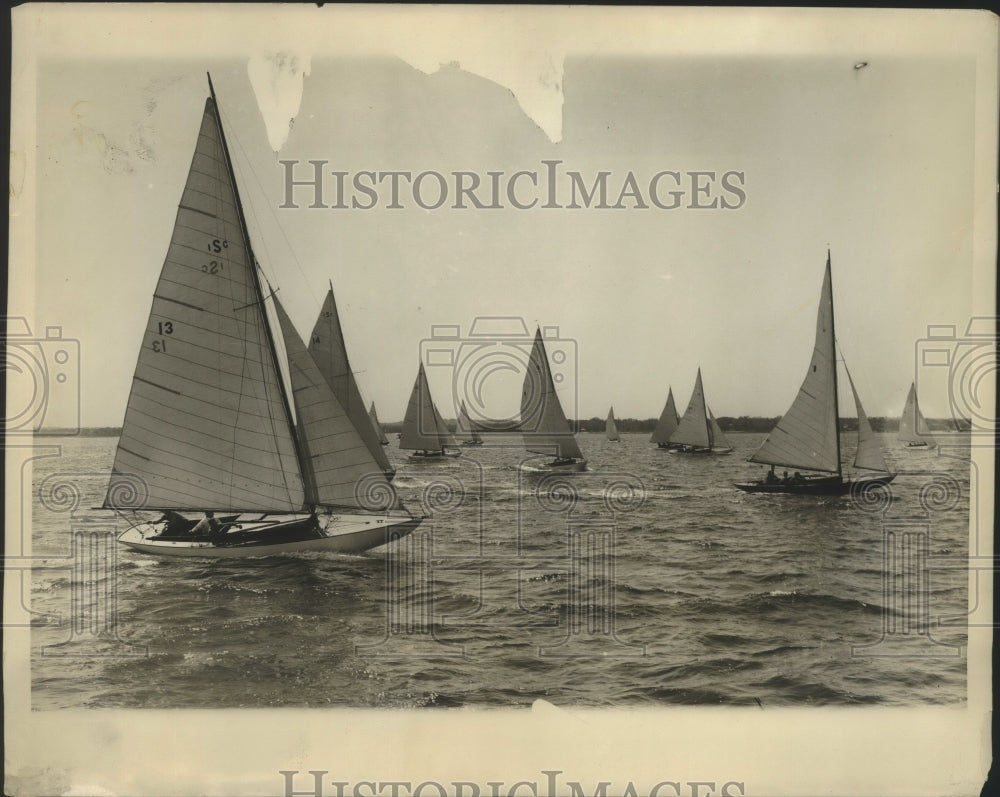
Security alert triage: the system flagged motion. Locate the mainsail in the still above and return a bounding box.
[275,299,396,507]
[750,257,840,474]
[669,369,712,449]
[899,382,935,446]
[650,388,680,444]
[606,407,621,441]
[308,288,394,476]
[104,95,303,512]
[369,402,390,445]
[845,367,891,473]
[521,328,584,460]
[400,364,456,451]
[708,408,732,452]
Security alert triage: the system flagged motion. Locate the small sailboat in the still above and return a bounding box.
[605,407,621,441]
[308,284,395,480]
[103,75,421,556]
[736,252,896,494]
[369,402,390,446]
[650,388,680,449]
[899,382,936,448]
[667,369,733,453]
[520,328,587,472]
[457,400,485,446]
[400,363,461,459]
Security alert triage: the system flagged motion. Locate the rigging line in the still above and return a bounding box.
[210,84,300,510]
[219,102,323,319]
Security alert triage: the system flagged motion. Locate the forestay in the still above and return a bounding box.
[104,97,303,512]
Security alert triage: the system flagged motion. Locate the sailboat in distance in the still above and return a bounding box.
[457,400,485,446]
[308,284,395,480]
[735,252,896,494]
[667,369,733,453]
[899,382,936,448]
[103,75,421,556]
[400,363,460,459]
[650,388,680,449]
[369,402,390,445]
[520,328,587,472]
[606,407,621,441]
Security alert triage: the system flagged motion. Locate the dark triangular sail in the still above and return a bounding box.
[669,369,712,449]
[708,408,732,452]
[750,257,840,474]
[520,329,584,460]
[606,407,620,441]
[400,363,456,450]
[275,299,395,507]
[369,402,390,445]
[104,96,303,511]
[845,366,891,473]
[899,382,935,447]
[650,388,680,444]
[308,288,394,476]
[457,400,483,443]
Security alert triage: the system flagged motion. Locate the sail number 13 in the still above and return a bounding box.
[152,320,174,353]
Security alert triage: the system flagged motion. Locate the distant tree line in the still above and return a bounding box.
[54,416,972,437]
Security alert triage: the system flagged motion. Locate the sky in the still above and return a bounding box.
[13,7,993,428]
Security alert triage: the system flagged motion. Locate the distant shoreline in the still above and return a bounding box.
[39,416,969,437]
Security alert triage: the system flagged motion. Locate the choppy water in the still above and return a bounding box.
[28,433,969,709]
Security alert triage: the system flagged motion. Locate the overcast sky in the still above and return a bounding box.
[17,9,991,427]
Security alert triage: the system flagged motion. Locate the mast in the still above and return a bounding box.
[206,72,310,506]
[827,250,842,479]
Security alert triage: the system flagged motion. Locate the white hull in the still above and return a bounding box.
[118,511,422,558]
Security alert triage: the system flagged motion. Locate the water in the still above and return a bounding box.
[29,433,969,709]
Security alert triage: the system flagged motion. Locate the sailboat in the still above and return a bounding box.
[369,402,390,445]
[605,407,621,441]
[102,75,421,557]
[667,369,733,453]
[457,400,485,446]
[399,363,461,458]
[308,284,395,479]
[735,252,896,494]
[898,382,936,448]
[520,328,587,472]
[650,388,680,449]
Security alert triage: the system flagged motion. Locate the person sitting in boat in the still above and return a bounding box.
[792,471,804,484]
[765,467,778,484]
[157,510,187,533]
[782,470,790,484]
[189,511,220,538]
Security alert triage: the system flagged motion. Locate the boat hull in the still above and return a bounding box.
[117,512,422,558]
[734,474,896,495]
[406,449,462,460]
[520,459,588,473]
